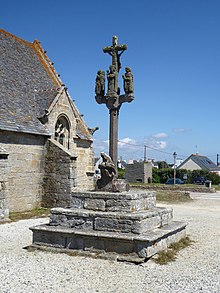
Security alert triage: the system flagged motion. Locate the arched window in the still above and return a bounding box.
[55,115,70,149]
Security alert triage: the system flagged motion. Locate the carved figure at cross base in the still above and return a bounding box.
[95,36,134,192]
[96,152,116,190]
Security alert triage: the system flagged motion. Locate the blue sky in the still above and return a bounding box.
[1,0,220,163]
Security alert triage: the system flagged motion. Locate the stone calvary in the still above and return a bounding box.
[95,36,134,168]
[95,36,134,192]
[30,37,187,263]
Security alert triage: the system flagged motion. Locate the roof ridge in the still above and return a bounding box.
[0,28,33,47]
[32,40,62,87]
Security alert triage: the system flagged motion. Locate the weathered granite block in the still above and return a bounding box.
[161,209,173,225]
[49,206,173,234]
[66,237,84,250]
[131,216,161,234]
[30,221,187,260]
[136,226,186,258]
[50,213,93,230]
[70,191,156,212]
[94,218,133,233]
[84,238,105,251]
[104,239,134,254]
[30,189,187,262]
[71,197,83,209]
[32,228,67,248]
[145,197,156,209]
[84,198,105,211]
[106,199,132,212]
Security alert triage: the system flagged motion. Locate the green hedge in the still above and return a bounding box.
[152,168,220,185]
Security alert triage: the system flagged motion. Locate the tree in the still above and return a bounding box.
[157,161,170,169]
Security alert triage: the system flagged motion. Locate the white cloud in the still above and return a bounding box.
[153,132,168,139]
[93,138,109,157]
[118,137,137,148]
[93,134,168,161]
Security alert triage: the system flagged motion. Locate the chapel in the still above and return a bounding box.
[0,29,94,219]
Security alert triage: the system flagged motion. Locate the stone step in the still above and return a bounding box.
[30,220,187,259]
[49,206,173,234]
[70,191,156,212]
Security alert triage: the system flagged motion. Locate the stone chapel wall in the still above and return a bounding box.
[0,131,46,212]
[0,151,9,221]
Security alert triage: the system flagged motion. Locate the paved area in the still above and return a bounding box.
[190,190,220,200]
[0,196,220,293]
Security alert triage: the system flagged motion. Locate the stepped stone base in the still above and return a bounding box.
[49,207,173,234]
[30,191,187,262]
[30,221,186,262]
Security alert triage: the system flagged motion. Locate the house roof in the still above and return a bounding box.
[177,154,220,171]
[0,29,92,140]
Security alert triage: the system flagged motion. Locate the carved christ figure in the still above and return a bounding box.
[103,36,127,73]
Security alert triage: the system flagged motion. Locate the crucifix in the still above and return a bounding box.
[95,36,134,170]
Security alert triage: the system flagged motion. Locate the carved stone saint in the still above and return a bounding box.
[122,67,134,95]
[107,65,117,94]
[95,70,105,97]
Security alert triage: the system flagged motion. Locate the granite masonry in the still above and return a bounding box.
[0,29,94,218]
[30,190,187,262]
[0,147,9,222]
[125,161,153,183]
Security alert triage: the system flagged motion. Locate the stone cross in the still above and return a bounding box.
[95,36,134,169]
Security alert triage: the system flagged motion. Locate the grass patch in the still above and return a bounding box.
[9,207,50,222]
[156,190,193,203]
[130,182,215,193]
[153,236,195,265]
[213,184,220,191]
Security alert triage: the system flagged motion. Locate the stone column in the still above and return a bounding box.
[109,108,119,168]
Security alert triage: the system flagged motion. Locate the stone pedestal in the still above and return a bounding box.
[30,191,187,263]
[96,179,129,192]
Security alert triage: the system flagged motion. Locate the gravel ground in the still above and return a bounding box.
[0,195,220,293]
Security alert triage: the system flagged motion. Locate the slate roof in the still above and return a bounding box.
[0,29,92,140]
[178,154,220,171]
[0,29,63,135]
